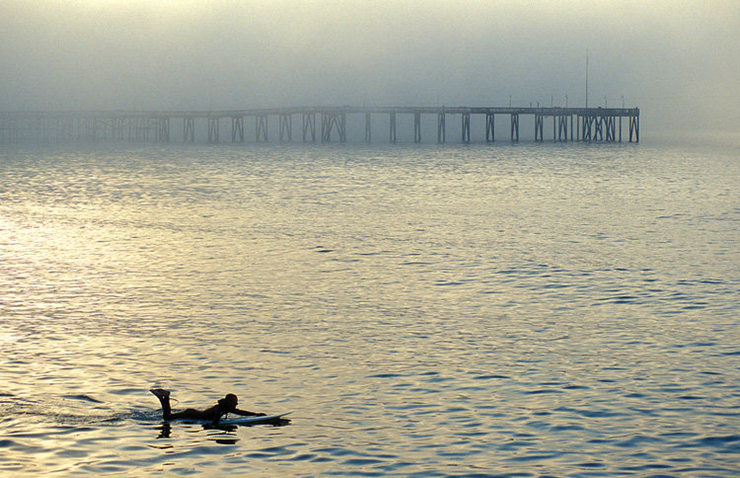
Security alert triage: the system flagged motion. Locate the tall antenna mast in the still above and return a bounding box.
[585,49,589,108]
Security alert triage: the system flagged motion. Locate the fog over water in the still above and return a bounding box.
[1,0,738,133]
[1,2,739,476]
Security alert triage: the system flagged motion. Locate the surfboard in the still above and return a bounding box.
[219,412,291,425]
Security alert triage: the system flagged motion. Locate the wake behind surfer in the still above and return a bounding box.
[150,388,265,424]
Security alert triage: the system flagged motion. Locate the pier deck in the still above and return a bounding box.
[0,106,639,144]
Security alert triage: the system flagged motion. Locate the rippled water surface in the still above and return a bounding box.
[1,140,738,476]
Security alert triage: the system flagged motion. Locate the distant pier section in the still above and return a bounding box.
[0,106,639,145]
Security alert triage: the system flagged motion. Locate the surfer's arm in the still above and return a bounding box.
[232,408,266,416]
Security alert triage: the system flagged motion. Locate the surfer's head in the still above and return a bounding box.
[218,393,238,411]
[150,388,170,400]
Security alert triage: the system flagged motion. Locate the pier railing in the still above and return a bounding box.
[0,106,639,145]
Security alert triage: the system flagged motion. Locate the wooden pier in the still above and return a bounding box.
[0,106,639,145]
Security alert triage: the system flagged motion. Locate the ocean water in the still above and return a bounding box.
[0,139,737,476]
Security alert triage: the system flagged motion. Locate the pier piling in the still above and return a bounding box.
[0,106,639,145]
[437,109,446,144]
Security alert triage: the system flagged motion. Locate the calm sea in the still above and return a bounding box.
[0,138,737,476]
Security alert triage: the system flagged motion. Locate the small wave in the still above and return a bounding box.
[563,384,590,390]
[342,458,386,466]
[259,349,292,354]
[523,389,563,395]
[472,374,510,380]
[60,394,102,403]
[366,373,404,379]
[695,435,739,447]
[434,280,464,286]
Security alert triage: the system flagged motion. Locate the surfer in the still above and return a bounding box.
[150,388,265,424]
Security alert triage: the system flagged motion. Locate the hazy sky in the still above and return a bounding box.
[1,0,737,132]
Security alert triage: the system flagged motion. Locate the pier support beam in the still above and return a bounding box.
[232,116,244,143]
[184,117,195,143]
[604,115,616,142]
[389,112,396,143]
[302,112,316,143]
[558,115,569,142]
[365,112,371,143]
[571,115,574,142]
[629,113,639,143]
[86,118,98,142]
[279,114,292,142]
[321,111,345,143]
[137,118,145,142]
[60,117,74,142]
[534,114,544,142]
[106,117,115,141]
[155,117,170,143]
[208,117,219,144]
[437,109,446,144]
[581,115,593,142]
[127,118,136,142]
[141,118,151,142]
[413,111,421,143]
[485,112,495,142]
[593,115,604,142]
[341,112,346,142]
[112,117,124,141]
[461,112,470,143]
[256,115,268,142]
[510,113,519,142]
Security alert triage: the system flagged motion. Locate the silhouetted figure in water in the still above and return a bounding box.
[150,388,265,424]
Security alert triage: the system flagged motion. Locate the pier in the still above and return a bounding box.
[0,106,639,145]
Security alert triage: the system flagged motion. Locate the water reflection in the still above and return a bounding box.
[155,422,239,441]
[155,422,172,440]
[0,143,737,475]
